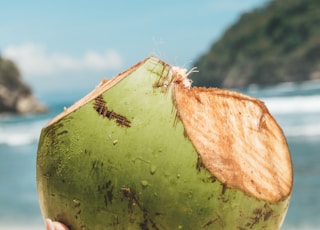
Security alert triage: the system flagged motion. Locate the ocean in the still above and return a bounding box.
[1,80,320,229]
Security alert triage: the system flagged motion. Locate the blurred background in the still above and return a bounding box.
[1,0,319,229]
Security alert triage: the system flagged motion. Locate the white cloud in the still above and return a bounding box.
[2,43,123,76]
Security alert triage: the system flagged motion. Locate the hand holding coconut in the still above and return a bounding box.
[45,219,68,230]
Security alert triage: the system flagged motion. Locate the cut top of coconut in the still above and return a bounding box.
[173,84,293,203]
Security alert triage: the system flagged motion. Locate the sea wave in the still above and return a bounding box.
[0,119,48,147]
[261,95,320,114]
[282,223,320,230]
[0,226,43,230]
[282,123,320,137]
[246,79,320,98]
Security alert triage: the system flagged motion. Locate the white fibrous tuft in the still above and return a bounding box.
[172,66,198,89]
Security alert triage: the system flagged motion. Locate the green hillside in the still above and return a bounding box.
[192,0,320,88]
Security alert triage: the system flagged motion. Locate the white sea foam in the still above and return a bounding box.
[0,119,48,146]
[282,123,320,137]
[257,94,320,137]
[282,223,320,230]
[261,95,320,115]
[0,226,43,230]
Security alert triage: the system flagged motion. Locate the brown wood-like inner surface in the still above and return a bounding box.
[173,84,293,202]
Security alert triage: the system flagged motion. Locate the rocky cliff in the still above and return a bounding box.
[0,56,47,114]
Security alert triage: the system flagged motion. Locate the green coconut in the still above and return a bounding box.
[36,57,293,229]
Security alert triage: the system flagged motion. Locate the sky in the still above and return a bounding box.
[0,0,270,99]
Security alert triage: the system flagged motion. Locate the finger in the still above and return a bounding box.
[45,219,55,230]
[53,221,69,230]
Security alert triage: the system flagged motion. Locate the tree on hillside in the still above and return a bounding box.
[192,0,320,88]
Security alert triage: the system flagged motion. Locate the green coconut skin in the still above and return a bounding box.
[37,57,290,229]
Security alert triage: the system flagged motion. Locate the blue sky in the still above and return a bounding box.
[0,0,269,97]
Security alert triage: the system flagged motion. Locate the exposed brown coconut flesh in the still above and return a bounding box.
[174,83,292,202]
